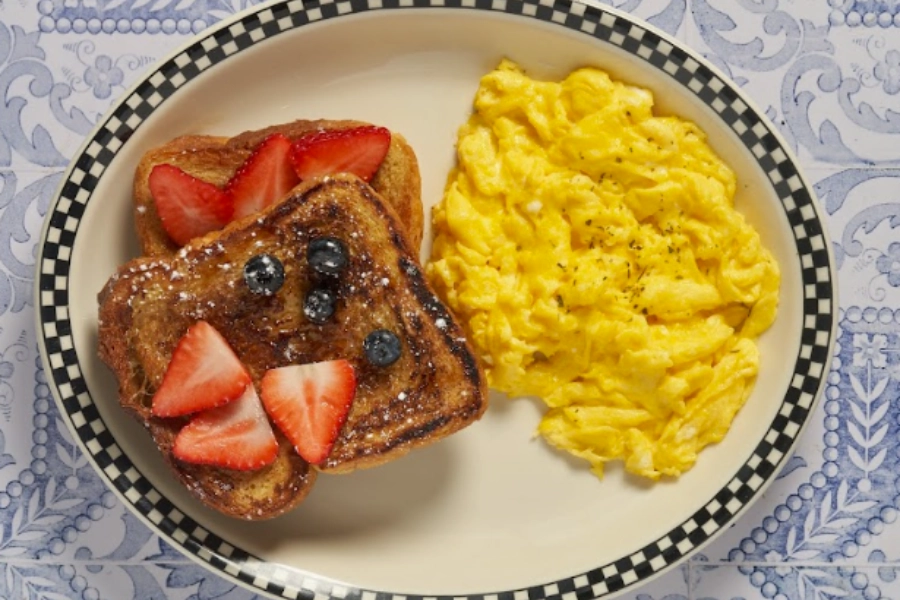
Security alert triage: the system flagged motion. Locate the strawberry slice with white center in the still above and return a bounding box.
[173,384,279,471]
[148,164,233,247]
[260,359,357,464]
[289,126,391,183]
[151,320,252,418]
[227,133,299,220]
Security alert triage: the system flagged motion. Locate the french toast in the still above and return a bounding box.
[97,174,487,519]
[133,119,424,256]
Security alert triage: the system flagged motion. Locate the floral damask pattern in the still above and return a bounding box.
[82,54,123,99]
[876,243,900,286]
[853,333,888,366]
[37,0,271,34]
[59,40,153,102]
[691,0,900,167]
[830,0,900,28]
[874,49,900,93]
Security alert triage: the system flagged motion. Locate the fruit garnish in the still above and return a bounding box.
[148,164,233,247]
[289,125,391,183]
[307,236,349,275]
[260,359,357,464]
[243,253,285,296]
[227,134,299,220]
[363,329,402,367]
[303,288,336,324]
[172,384,279,471]
[151,320,251,418]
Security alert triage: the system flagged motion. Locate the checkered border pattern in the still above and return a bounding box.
[36,0,835,598]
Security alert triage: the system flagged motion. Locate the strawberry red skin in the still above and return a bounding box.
[151,321,252,418]
[227,133,299,220]
[260,360,357,464]
[173,384,279,471]
[148,164,233,247]
[289,126,391,183]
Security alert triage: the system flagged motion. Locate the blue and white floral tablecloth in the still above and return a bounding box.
[2,1,900,598]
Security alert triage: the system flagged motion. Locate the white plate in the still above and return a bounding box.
[35,1,837,598]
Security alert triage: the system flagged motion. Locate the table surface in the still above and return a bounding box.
[2,1,900,599]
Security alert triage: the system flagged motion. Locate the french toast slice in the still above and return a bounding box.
[133,119,423,257]
[98,174,487,519]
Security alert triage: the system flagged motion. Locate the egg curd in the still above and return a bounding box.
[425,59,780,480]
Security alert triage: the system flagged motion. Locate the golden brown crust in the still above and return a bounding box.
[97,254,316,521]
[98,175,486,519]
[132,119,423,257]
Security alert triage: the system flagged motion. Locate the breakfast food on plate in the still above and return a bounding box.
[426,59,780,481]
[132,119,424,256]
[97,174,487,519]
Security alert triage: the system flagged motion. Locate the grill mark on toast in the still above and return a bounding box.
[309,179,487,472]
[398,256,485,395]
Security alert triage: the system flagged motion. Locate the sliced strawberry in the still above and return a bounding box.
[173,384,279,471]
[151,320,252,418]
[227,134,299,220]
[260,359,357,464]
[289,126,391,183]
[149,164,233,246]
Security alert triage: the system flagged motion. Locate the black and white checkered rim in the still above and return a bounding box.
[35,0,836,598]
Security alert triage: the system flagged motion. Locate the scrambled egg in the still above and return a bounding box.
[425,59,780,480]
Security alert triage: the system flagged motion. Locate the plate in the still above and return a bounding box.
[35,1,837,598]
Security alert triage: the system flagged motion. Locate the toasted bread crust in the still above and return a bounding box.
[98,254,316,521]
[133,119,423,257]
[99,175,486,519]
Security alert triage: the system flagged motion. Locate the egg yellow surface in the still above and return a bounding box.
[425,59,781,480]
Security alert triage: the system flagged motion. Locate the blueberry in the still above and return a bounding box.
[304,288,336,323]
[308,237,348,275]
[363,329,402,367]
[243,254,284,295]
